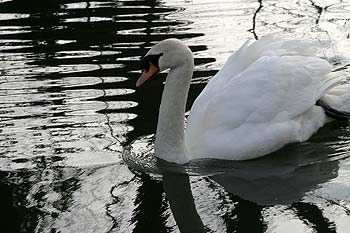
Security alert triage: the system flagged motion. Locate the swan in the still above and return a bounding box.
[136,35,350,164]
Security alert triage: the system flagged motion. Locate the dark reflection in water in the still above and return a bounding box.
[119,118,350,232]
[157,121,347,233]
[162,171,206,233]
[1,0,350,232]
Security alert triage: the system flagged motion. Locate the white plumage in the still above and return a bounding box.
[138,35,349,164]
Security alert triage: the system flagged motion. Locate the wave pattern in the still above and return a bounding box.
[0,0,214,232]
[1,0,350,233]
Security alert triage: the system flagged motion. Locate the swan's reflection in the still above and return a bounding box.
[160,142,339,202]
[159,154,339,232]
[157,122,348,231]
[124,121,349,231]
[210,152,339,205]
[161,169,206,233]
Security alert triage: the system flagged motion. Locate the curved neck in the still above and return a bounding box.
[155,61,194,164]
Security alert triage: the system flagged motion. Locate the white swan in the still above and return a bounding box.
[136,35,349,164]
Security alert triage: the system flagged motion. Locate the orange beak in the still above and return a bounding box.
[136,63,159,87]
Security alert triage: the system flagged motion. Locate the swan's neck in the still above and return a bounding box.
[155,62,193,164]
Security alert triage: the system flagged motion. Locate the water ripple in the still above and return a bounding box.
[1,0,349,232]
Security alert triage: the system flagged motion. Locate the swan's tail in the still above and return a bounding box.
[318,81,350,120]
[316,99,350,120]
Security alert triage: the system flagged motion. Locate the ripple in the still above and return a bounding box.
[64,89,105,101]
[104,88,135,96]
[107,112,137,122]
[60,1,120,10]
[0,92,64,104]
[2,64,103,76]
[8,0,350,232]
[326,3,350,13]
[0,13,30,21]
[60,76,102,88]
[55,50,102,59]
[0,26,31,36]
[105,101,138,110]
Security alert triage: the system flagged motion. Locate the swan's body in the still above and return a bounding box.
[137,35,349,164]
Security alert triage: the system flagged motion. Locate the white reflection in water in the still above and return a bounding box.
[0,26,31,36]
[0,13,30,21]
[55,50,102,59]
[0,0,350,232]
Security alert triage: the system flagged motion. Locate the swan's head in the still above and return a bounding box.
[136,38,193,87]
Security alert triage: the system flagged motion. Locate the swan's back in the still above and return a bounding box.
[185,35,345,160]
[198,35,328,100]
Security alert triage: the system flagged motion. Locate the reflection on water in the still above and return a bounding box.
[127,121,350,232]
[1,0,350,232]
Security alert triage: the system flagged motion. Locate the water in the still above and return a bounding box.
[1,0,350,232]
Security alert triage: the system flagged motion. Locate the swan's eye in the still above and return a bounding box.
[140,53,163,71]
[140,59,150,72]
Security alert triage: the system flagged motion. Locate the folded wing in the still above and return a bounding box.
[185,36,345,160]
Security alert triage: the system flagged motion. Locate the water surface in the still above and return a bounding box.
[1,0,350,232]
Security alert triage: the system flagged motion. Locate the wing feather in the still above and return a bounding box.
[185,38,345,159]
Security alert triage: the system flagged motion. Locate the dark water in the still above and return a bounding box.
[1,0,350,232]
